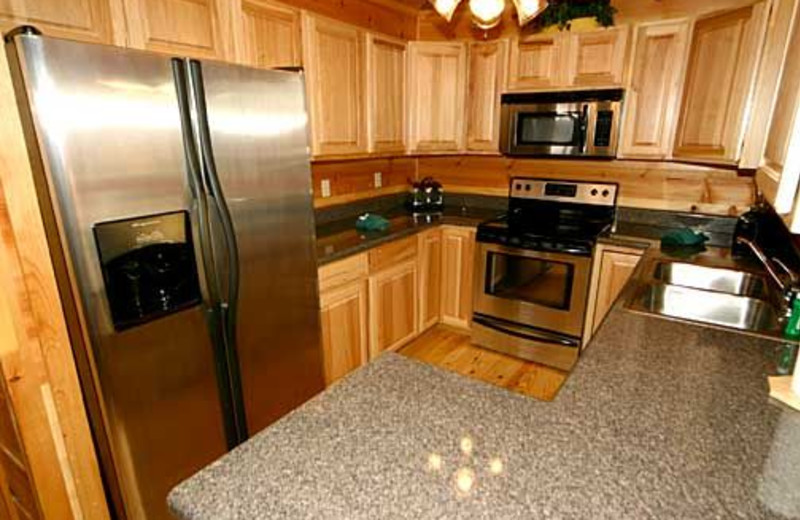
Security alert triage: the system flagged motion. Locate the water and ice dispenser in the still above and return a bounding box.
[93,211,202,331]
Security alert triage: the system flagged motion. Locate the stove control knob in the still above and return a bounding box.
[602,189,610,197]
[515,183,522,191]
[591,189,598,196]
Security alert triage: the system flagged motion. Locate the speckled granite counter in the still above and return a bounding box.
[168,281,800,519]
[316,206,502,265]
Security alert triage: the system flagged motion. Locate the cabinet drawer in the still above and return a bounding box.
[319,253,368,293]
[369,236,418,273]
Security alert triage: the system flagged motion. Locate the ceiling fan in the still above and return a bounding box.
[429,0,548,30]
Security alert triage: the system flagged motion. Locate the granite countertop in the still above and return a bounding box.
[168,247,800,518]
[316,206,502,265]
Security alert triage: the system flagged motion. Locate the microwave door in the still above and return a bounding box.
[511,103,586,156]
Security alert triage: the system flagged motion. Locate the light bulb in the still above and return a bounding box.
[469,0,505,30]
[512,0,548,26]
[430,0,462,22]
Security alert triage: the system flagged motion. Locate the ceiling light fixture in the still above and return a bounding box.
[429,0,549,29]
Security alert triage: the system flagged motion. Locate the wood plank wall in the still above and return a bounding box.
[312,156,755,216]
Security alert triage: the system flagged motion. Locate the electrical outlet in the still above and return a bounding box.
[321,179,331,198]
[374,171,383,188]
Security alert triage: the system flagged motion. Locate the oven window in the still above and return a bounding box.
[517,113,581,146]
[484,252,573,310]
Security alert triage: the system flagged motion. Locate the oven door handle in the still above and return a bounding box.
[473,315,580,348]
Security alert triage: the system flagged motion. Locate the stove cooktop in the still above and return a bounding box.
[476,178,619,256]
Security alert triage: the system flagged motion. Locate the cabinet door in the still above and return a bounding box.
[238,0,301,68]
[0,0,115,44]
[467,40,508,152]
[319,281,369,386]
[619,21,689,159]
[302,14,366,157]
[440,226,476,329]
[566,26,629,87]
[418,229,442,331]
[124,0,227,59]
[591,250,641,334]
[408,41,468,153]
[367,34,407,154]
[761,0,800,213]
[369,260,419,357]
[507,33,565,90]
[673,3,769,164]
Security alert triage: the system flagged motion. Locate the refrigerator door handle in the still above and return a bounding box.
[173,58,243,448]
[187,59,248,442]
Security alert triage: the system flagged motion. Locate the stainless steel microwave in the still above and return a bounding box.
[500,89,623,158]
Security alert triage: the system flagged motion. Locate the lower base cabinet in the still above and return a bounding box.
[584,243,645,345]
[317,226,477,385]
[441,226,476,329]
[368,259,419,357]
[319,280,369,385]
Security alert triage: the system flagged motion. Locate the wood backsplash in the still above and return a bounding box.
[313,155,756,216]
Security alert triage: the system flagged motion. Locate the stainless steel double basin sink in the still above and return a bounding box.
[626,260,783,335]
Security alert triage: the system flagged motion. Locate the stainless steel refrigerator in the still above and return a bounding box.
[5,28,324,520]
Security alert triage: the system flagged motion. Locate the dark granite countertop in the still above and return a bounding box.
[168,244,800,518]
[316,206,502,265]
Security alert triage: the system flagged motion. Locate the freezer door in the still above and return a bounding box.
[7,35,228,520]
[190,60,325,436]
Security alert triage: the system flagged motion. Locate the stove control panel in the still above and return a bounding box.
[510,178,618,206]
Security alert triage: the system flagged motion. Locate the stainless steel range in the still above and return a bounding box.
[472,178,618,370]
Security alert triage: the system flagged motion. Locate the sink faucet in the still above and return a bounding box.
[735,237,800,312]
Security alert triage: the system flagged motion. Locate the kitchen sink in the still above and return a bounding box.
[629,283,781,333]
[651,261,769,299]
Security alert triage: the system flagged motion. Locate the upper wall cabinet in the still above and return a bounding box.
[507,27,628,91]
[466,40,508,152]
[408,42,468,153]
[124,0,228,59]
[672,3,769,165]
[366,34,407,154]
[507,33,565,90]
[237,0,301,68]
[302,13,367,157]
[741,0,800,169]
[618,20,690,159]
[759,0,800,216]
[565,25,629,87]
[0,0,116,44]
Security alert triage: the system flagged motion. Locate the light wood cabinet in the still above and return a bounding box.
[566,26,629,87]
[124,0,228,59]
[673,3,769,164]
[319,281,369,385]
[507,33,565,91]
[619,20,690,159]
[758,0,800,221]
[508,27,628,91]
[368,260,419,357]
[584,244,644,343]
[302,13,367,157]
[440,226,476,329]
[366,33,407,154]
[418,228,443,331]
[0,0,116,44]
[237,0,301,68]
[318,254,369,385]
[466,40,508,152]
[408,41,468,153]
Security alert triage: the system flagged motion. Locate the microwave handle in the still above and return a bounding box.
[579,104,590,153]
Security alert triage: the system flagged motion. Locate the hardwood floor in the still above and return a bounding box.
[398,325,569,401]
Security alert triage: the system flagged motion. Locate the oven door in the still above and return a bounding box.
[473,243,592,338]
[501,102,588,156]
